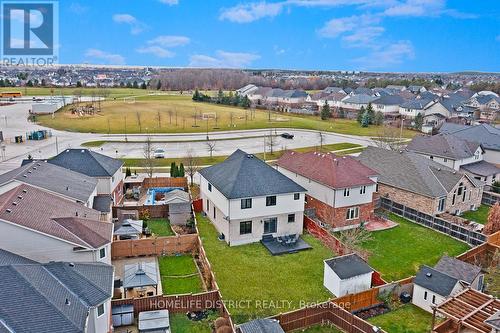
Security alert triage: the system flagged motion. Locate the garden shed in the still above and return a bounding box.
[323,253,374,297]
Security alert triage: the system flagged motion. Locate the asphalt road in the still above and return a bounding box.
[0,101,375,173]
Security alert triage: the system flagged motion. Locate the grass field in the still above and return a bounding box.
[196,213,335,323]
[146,218,174,236]
[462,205,490,224]
[169,312,217,333]
[0,87,156,98]
[359,213,470,281]
[368,305,433,333]
[36,94,416,137]
[158,255,204,295]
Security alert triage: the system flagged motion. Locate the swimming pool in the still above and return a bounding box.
[144,187,184,205]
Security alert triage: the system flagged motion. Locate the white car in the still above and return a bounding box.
[153,148,166,159]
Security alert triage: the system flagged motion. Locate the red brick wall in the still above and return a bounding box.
[113,179,124,205]
[306,195,374,230]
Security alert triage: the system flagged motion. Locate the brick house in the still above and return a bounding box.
[357,147,483,216]
[276,151,378,231]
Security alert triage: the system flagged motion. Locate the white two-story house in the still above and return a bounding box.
[276,151,378,231]
[199,149,306,246]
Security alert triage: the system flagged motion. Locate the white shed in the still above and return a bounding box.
[323,254,374,297]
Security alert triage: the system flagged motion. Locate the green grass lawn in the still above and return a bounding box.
[360,213,470,281]
[1,87,154,98]
[368,305,434,333]
[169,312,216,333]
[196,213,335,323]
[158,255,204,295]
[146,218,174,236]
[36,94,416,137]
[462,205,490,224]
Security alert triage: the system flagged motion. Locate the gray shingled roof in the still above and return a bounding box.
[123,262,158,288]
[441,124,500,152]
[414,265,459,297]
[372,94,405,106]
[239,319,285,333]
[461,160,500,177]
[357,147,475,198]
[199,149,306,199]
[434,256,481,285]
[406,134,481,160]
[324,254,373,280]
[343,94,378,104]
[0,248,35,266]
[400,98,433,110]
[0,259,113,333]
[93,195,112,213]
[0,161,97,203]
[48,149,123,177]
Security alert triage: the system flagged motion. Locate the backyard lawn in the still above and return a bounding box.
[169,312,216,333]
[146,218,175,237]
[300,323,344,333]
[360,213,470,281]
[462,205,490,224]
[158,255,204,295]
[196,213,335,323]
[368,304,434,333]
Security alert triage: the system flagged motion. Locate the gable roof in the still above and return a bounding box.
[239,319,285,333]
[372,94,405,106]
[0,248,36,266]
[0,185,112,249]
[0,258,113,333]
[461,160,500,177]
[357,147,478,198]
[441,124,500,152]
[324,254,373,280]
[48,149,123,177]
[276,151,377,189]
[434,256,482,285]
[400,98,434,110]
[343,94,378,104]
[0,161,97,202]
[406,134,482,160]
[414,265,459,297]
[199,149,306,199]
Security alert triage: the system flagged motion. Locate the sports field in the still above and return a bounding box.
[36,94,417,137]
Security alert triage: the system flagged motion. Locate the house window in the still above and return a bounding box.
[443,158,447,162]
[206,199,209,211]
[424,291,427,300]
[213,208,216,219]
[452,194,456,206]
[294,193,300,200]
[457,182,464,196]
[241,198,252,209]
[288,214,295,223]
[432,295,436,304]
[430,156,434,160]
[360,186,366,195]
[438,197,446,212]
[97,304,105,317]
[99,248,106,259]
[208,183,212,192]
[462,187,467,201]
[266,196,277,206]
[240,221,252,235]
[346,207,359,220]
[343,188,350,197]
[375,184,379,192]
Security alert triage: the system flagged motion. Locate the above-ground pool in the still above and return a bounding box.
[144,187,184,205]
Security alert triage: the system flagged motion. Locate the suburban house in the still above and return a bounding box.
[438,123,500,166]
[199,149,306,246]
[340,94,378,111]
[236,84,258,96]
[434,255,484,291]
[48,148,124,205]
[275,151,378,231]
[357,147,483,216]
[372,95,406,114]
[408,85,427,94]
[407,134,500,185]
[0,160,98,208]
[399,98,436,118]
[413,265,465,313]
[0,185,113,264]
[0,249,114,333]
[323,253,374,297]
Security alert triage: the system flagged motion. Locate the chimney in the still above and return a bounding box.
[65,298,71,306]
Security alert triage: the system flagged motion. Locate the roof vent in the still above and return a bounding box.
[68,262,75,267]
[22,189,27,193]
[246,154,254,158]
[12,202,17,206]
[66,186,69,191]
[33,167,37,170]
[75,211,79,217]
[17,195,23,200]
[23,174,28,178]
[6,209,12,213]
[426,272,432,278]
[65,298,71,306]
[81,149,85,153]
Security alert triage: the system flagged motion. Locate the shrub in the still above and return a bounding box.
[214,317,230,330]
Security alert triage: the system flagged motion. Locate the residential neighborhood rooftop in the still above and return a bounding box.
[434,255,482,285]
[324,253,374,280]
[414,265,459,297]
[406,134,482,160]
[199,149,306,199]
[440,123,500,152]
[48,148,123,177]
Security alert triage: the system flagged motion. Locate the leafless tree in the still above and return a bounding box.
[184,149,200,184]
[336,227,373,259]
[206,140,216,158]
[136,112,142,132]
[318,131,325,151]
[168,110,173,124]
[266,129,278,155]
[156,111,161,129]
[373,126,405,151]
[142,136,156,178]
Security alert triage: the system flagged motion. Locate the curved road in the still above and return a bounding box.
[0,102,375,172]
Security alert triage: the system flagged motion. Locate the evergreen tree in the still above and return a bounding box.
[125,167,132,177]
[361,112,370,127]
[357,106,365,124]
[76,81,82,88]
[366,103,375,124]
[140,82,147,89]
[133,81,139,89]
[26,80,33,87]
[374,111,384,125]
[338,107,345,119]
[240,95,251,109]
[156,80,162,90]
[320,102,331,120]
[170,162,177,177]
[178,163,185,177]
[217,89,224,104]
[126,81,132,88]
[0,79,5,87]
[414,113,424,131]
[192,89,200,101]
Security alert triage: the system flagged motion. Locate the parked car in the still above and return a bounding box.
[153,148,166,158]
[281,133,294,139]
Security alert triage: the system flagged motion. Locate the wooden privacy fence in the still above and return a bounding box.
[113,204,168,219]
[143,177,188,190]
[304,216,349,256]
[457,230,500,268]
[111,234,198,259]
[380,198,486,246]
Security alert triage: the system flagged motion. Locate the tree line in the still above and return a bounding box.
[192,89,251,109]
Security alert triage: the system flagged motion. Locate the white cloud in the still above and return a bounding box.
[112,14,146,35]
[342,26,385,47]
[189,51,260,68]
[353,40,414,69]
[219,2,284,23]
[159,0,179,5]
[318,14,380,39]
[136,46,175,58]
[382,0,475,18]
[147,35,190,47]
[85,49,125,65]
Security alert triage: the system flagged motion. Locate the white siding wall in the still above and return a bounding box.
[484,149,500,165]
[323,262,373,297]
[96,178,112,195]
[87,299,112,333]
[412,283,464,313]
